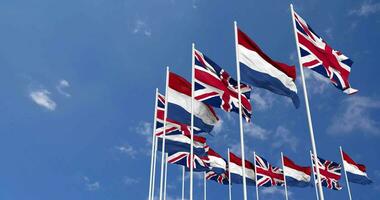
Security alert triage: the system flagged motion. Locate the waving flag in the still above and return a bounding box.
[312,154,343,190]
[342,150,372,185]
[255,153,284,187]
[237,27,300,108]
[293,10,358,94]
[283,156,312,187]
[206,147,227,174]
[194,49,252,121]
[167,72,219,133]
[229,152,256,185]
[206,170,229,185]
[157,134,209,172]
[155,93,202,136]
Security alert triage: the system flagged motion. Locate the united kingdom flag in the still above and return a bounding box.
[206,170,229,185]
[155,93,202,136]
[311,154,343,190]
[194,49,252,122]
[293,9,358,94]
[254,153,284,187]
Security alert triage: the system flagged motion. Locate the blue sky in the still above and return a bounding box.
[1,0,380,199]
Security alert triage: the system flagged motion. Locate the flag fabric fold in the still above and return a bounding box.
[311,154,343,190]
[283,155,312,187]
[194,49,252,121]
[167,72,219,133]
[229,152,256,185]
[254,153,284,187]
[293,10,358,94]
[342,150,372,185]
[237,27,300,108]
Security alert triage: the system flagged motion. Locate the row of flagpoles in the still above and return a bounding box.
[147,4,370,200]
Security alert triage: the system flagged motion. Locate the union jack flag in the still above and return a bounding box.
[254,153,284,187]
[194,49,252,122]
[206,170,229,185]
[167,148,210,172]
[155,93,202,136]
[311,154,343,190]
[293,10,358,94]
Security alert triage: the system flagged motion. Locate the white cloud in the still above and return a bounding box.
[83,176,100,191]
[56,79,71,97]
[244,122,270,140]
[302,69,331,95]
[115,144,137,158]
[136,121,153,143]
[132,19,152,37]
[29,89,57,111]
[250,91,275,111]
[328,96,380,135]
[350,1,380,16]
[212,119,224,135]
[272,126,298,152]
[261,187,291,197]
[123,176,139,185]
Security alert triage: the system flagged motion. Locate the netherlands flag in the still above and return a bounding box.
[167,72,219,133]
[342,150,372,185]
[207,148,227,174]
[283,156,312,187]
[229,152,256,185]
[237,27,300,108]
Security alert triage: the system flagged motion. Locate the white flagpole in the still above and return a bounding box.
[149,88,159,200]
[290,4,324,200]
[233,20,248,200]
[340,146,353,200]
[190,43,195,200]
[164,153,168,200]
[281,152,289,200]
[182,166,185,200]
[152,129,159,200]
[254,152,259,200]
[159,67,170,200]
[310,151,320,200]
[204,171,207,200]
[228,148,232,200]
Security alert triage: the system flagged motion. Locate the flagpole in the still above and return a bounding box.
[152,129,159,200]
[340,146,353,200]
[182,166,185,200]
[254,151,259,200]
[204,171,207,200]
[281,152,289,200]
[234,20,248,200]
[290,4,324,200]
[190,42,195,200]
[148,88,159,200]
[164,153,168,200]
[310,151,320,200]
[228,148,232,200]
[159,67,170,200]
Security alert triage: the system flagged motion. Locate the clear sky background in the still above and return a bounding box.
[1,0,380,199]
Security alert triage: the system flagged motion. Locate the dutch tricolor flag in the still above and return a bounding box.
[283,156,312,187]
[237,27,300,108]
[229,152,256,185]
[342,150,372,185]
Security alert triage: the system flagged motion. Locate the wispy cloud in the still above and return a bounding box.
[272,126,298,152]
[29,89,57,111]
[132,19,152,37]
[136,121,153,143]
[115,144,137,158]
[123,176,139,185]
[302,69,331,95]
[56,79,71,97]
[244,122,270,140]
[349,1,380,16]
[328,96,380,136]
[250,90,276,111]
[261,187,291,198]
[83,176,100,191]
